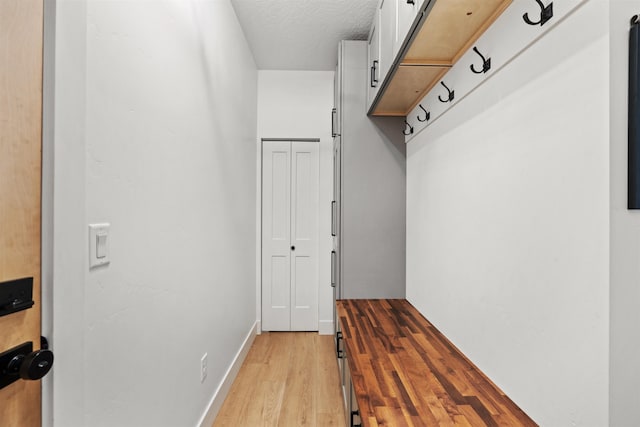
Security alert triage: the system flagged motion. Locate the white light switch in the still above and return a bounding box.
[89,223,110,268]
[96,233,108,258]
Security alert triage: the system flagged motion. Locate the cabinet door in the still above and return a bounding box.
[367,9,381,109]
[350,379,361,427]
[395,0,421,56]
[343,357,351,427]
[332,136,341,294]
[333,43,342,137]
[379,0,396,80]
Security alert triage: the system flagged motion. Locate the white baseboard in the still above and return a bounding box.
[197,321,258,427]
[318,320,334,335]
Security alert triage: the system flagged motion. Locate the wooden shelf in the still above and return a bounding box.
[370,0,512,117]
[337,299,538,426]
[372,65,449,116]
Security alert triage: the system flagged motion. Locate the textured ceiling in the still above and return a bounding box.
[231,0,378,71]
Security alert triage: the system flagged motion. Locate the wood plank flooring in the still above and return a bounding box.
[213,332,346,427]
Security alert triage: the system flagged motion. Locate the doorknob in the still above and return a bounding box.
[291,246,295,251]
[8,348,53,381]
[0,338,54,390]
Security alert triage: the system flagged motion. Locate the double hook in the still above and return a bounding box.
[417,104,430,122]
[470,47,491,74]
[403,120,414,136]
[438,81,454,103]
[523,0,553,26]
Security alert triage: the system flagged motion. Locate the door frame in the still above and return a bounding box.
[42,1,55,426]
[258,138,321,333]
[41,2,89,427]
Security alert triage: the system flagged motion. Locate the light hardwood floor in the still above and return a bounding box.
[213,332,346,427]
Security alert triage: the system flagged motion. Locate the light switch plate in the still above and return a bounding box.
[89,223,110,268]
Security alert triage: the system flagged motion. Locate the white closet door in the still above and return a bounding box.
[262,140,319,331]
[290,141,319,331]
[262,141,291,331]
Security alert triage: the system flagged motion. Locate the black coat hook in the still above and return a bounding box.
[470,46,491,74]
[523,0,553,26]
[417,104,430,122]
[403,120,414,136]
[438,81,454,103]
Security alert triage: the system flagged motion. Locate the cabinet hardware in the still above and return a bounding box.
[437,81,455,103]
[417,104,430,122]
[331,251,336,287]
[331,201,336,236]
[331,108,338,137]
[336,331,344,359]
[523,0,553,26]
[370,60,378,88]
[630,15,640,208]
[406,0,414,4]
[470,46,491,74]
[351,410,362,427]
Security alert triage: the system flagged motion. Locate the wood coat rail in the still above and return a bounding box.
[337,299,538,427]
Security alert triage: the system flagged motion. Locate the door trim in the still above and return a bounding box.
[42,1,56,425]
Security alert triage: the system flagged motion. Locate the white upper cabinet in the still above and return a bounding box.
[378,0,396,82]
[367,8,381,109]
[394,0,423,59]
[368,0,513,116]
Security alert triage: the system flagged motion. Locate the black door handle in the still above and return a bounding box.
[291,246,295,251]
[0,338,54,390]
[10,349,54,380]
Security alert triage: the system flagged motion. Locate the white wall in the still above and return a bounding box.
[406,2,610,426]
[257,70,334,334]
[609,2,640,425]
[51,1,258,426]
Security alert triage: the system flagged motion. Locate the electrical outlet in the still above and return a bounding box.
[200,353,208,383]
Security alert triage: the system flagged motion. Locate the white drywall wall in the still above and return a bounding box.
[51,1,258,426]
[609,2,640,425]
[406,2,610,426]
[257,70,334,334]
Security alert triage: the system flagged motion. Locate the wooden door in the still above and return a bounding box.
[0,0,44,426]
[262,141,319,331]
